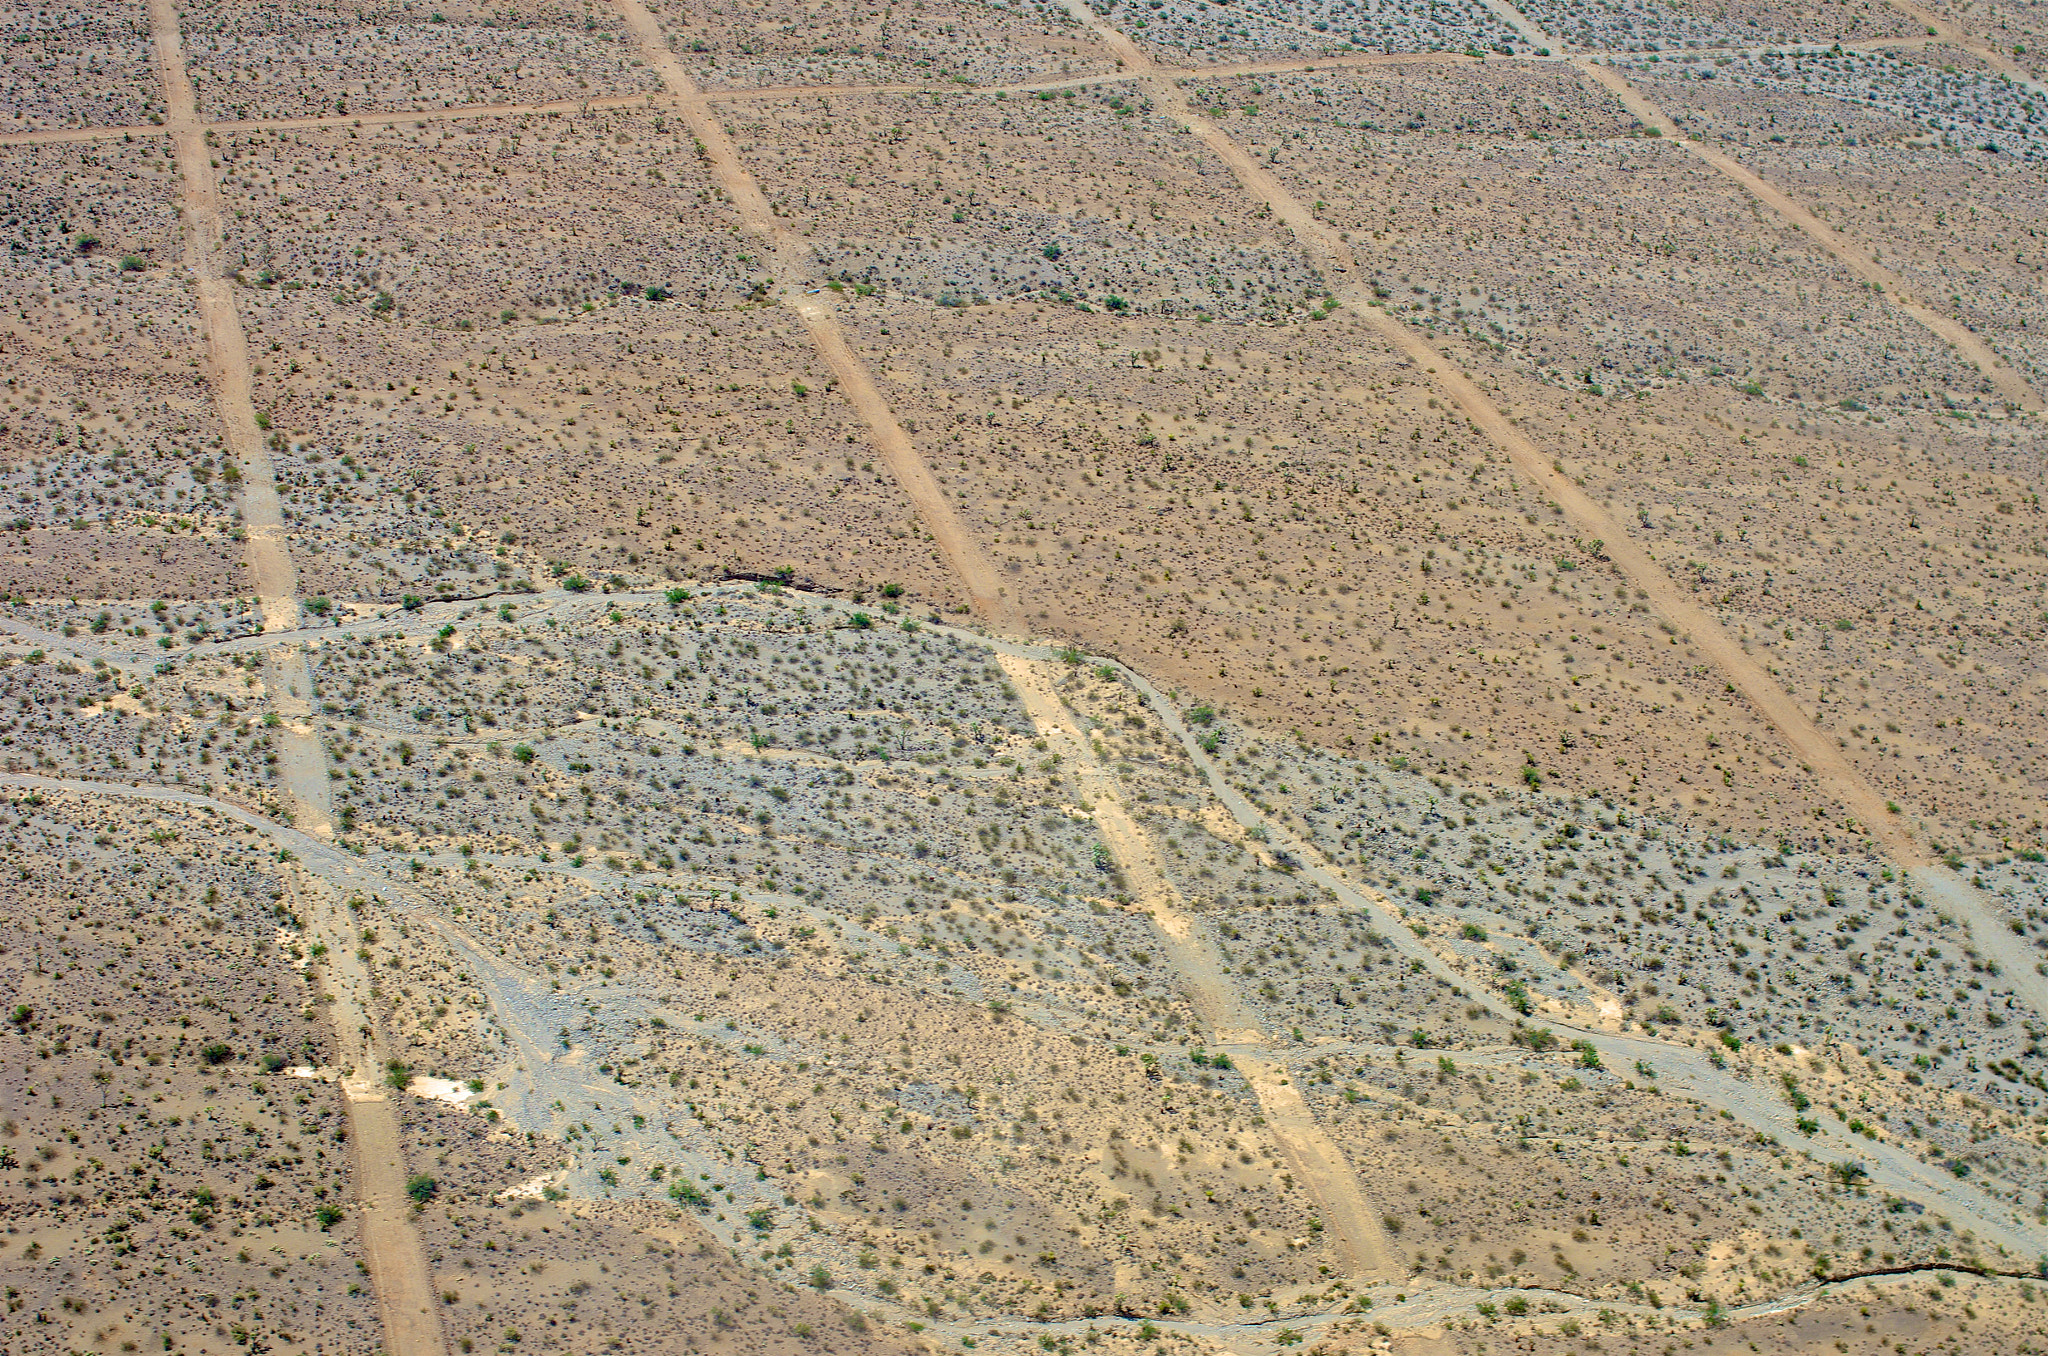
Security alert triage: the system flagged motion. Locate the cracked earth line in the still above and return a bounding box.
[610,0,1005,620]
[997,655,1395,1281]
[148,4,446,1352]
[1052,0,2048,1026]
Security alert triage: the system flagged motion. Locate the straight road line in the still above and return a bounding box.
[147,4,447,1351]
[610,0,1005,620]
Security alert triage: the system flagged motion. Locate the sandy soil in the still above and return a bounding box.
[2,0,2045,1352]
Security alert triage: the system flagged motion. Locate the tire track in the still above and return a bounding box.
[995,654,1396,1281]
[1050,0,2048,1027]
[147,3,445,1351]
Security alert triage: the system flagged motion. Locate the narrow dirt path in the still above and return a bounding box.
[1051,0,2046,1026]
[996,655,1395,1281]
[609,0,1004,620]
[148,3,444,1350]
[0,57,1454,150]
[0,124,168,147]
[0,35,1963,152]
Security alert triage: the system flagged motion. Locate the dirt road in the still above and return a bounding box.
[997,654,1396,1281]
[609,0,1004,621]
[1574,59,2040,412]
[148,1,445,1348]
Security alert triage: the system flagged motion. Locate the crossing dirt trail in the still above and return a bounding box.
[149,1,447,1350]
[996,655,1395,1281]
[1051,0,2048,1025]
[610,0,1005,621]
[1052,0,1928,856]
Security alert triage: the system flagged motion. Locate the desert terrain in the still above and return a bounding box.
[1,0,2045,1353]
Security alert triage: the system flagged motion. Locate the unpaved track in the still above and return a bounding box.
[149,0,295,632]
[338,1075,451,1356]
[0,123,170,147]
[611,0,1004,619]
[1052,0,2047,1028]
[149,3,444,1350]
[997,655,1395,1281]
